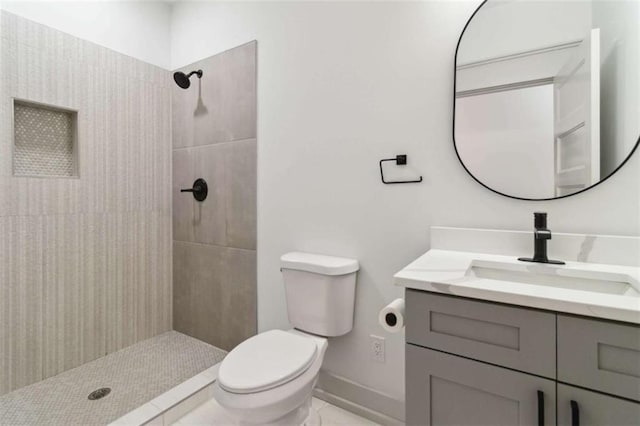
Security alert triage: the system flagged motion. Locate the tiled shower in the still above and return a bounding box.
[0,11,173,395]
[0,10,257,422]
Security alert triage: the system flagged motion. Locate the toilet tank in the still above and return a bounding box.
[280,252,359,337]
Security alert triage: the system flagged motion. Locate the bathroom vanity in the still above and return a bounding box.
[403,0,640,421]
[395,229,640,426]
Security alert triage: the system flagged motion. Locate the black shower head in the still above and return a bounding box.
[173,69,203,89]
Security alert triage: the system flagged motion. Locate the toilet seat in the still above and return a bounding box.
[218,330,318,394]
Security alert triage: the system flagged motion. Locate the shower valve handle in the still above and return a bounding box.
[181,178,208,202]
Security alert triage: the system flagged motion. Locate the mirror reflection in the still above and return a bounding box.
[455,0,640,200]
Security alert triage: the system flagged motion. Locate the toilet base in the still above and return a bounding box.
[232,395,316,426]
[304,407,321,426]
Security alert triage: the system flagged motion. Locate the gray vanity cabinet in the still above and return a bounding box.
[407,344,556,426]
[557,384,640,426]
[406,290,640,426]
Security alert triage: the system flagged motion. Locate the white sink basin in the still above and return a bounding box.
[467,259,640,297]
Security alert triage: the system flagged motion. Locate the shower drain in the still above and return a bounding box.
[88,387,111,400]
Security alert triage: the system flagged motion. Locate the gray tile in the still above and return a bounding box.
[0,10,173,395]
[224,139,257,250]
[173,241,198,336]
[192,144,227,246]
[173,148,195,242]
[174,241,226,346]
[171,41,256,148]
[4,216,45,392]
[0,331,226,426]
[219,246,257,350]
[171,42,257,356]
[176,140,256,249]
[0,217,9,395]
[212,41,257,145]
[173,241,256,351]
[171,81,194,149]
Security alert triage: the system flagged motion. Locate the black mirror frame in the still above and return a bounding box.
[452,0,640,201]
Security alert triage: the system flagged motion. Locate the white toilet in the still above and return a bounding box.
[213,252,359,425]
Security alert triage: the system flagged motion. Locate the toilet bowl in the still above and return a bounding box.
[213,329,328,425]
[213,252,359,425]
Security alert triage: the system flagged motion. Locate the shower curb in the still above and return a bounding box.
[109,364,220,426]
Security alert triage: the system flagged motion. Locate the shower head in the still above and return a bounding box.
[173,69,203,89]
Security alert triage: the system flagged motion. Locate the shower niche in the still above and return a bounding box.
[13,99,78,178]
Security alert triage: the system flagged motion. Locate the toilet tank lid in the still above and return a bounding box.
[280,252,359,276]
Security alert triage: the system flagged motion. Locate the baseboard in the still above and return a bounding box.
[314,371,405,425]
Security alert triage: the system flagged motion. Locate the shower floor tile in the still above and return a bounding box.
[0,331,227,425]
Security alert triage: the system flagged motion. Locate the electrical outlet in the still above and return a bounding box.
[370,335,385,363]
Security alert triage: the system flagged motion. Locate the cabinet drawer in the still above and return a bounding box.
[558,315,640,401]
[557,384,640,426]
[406,344,556,426]
[406,290,556,378]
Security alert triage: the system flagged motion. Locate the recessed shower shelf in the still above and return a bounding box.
[13,100,78,178]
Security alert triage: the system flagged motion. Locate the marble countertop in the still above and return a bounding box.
[394,249,640,324]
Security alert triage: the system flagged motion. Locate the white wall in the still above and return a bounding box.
[0,0,171,68]
[170,0,640,405]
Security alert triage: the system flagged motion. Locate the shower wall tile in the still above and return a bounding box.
[172,41,257,149]
[0,12,172,396]
[172,148,195,242]
[173,241,257,351]
[1,13,172,218]
[173,139,257,250]
[0,216,45,393]
[224,139,257,250]
[0,218,8,395]
[172,43,257,352]
[192,143,228,246]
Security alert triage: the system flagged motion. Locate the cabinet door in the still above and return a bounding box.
[406,344,556,426]
[558,384,640,426]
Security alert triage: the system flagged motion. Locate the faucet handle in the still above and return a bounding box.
[534,212,548,229]
[180,178,208,202]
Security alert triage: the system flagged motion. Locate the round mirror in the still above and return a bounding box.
[454,0,639,200]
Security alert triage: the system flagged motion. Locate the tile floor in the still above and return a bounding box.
[0,332,226,425]
[173,397,380,426]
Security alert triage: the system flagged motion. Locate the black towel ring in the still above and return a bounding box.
[379,155,423,184]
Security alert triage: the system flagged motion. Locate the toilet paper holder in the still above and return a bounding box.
[379,298,406,333]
